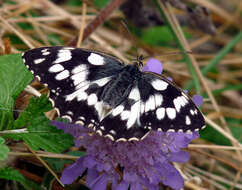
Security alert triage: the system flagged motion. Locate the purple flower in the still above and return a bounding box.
[142,58,163,74]
[51,58,203,190]
[52,121,199,190]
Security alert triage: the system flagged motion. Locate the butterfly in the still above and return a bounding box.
[22,46,205,142]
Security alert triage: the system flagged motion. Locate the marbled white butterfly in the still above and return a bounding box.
[22,46,205,142]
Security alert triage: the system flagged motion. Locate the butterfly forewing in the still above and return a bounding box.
[22,46,205,142]
[22,46,124,125]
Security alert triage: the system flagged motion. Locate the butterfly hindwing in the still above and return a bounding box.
[22,46,125,125]
[96,72,205,141]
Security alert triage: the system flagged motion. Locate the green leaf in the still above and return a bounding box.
[141,26,175,46]
[8,95,74,153]
[0,167,41,190]
[200,126,231,146]
[0,53,33,130]
[14,94,52,128]
[0,136,9,161]
[93,0,110,8]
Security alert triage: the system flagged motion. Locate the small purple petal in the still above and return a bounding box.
[192,94,203,107]
[60,157,86,184]
[166,76,173,82]
[130,182,143,190]
[89,173,108,190]
[160,163,184,190]
[169,151,190,163]
[114,181,129,190]
[183,89,188,94]
[142,58,163,74]
[86,168,99,187]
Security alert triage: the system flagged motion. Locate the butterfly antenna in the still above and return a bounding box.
[120,20,140,62]
[142,51,193,60]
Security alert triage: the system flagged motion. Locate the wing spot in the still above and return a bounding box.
[96,130,103,136]
[167,129,175,132]
[49,64,64,73]
[100,126,105,130]
[156,107,165,120]
[154,94,163,107]
[88,53,105,65]
[116,138,127,142]
[42,51,50,55]
[145,95,155,112]
[112,105,124,116]
[71,70,88,85]
[166,108,176,119]
[128,137,139,141]
[72,65,87,74]
[67,111,73,116]
[94,77,111,87]
[190,109,195,115]
[62,115,72,122]
[34,58,45,64]
[151,79,169,91]
[128,87,140,101]
[186,115,191,125]
[110,130,116,135]
[105,134,115,141]
[87,93,98,106]
[54,49,72,63]
[55,70,70,80]
[127,101,140,129]
[76,120,84,125]
[41,48,49,53]
[121,110,130,120]
[186,129,192,134]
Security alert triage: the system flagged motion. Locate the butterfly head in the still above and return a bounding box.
[134,55,144,70]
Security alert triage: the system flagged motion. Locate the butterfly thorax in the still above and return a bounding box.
[101,64,141,108]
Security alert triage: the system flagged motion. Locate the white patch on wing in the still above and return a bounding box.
[190,109,194,115]
[127,101,140,129]
[156,107,165,120]
[54,49,72,63]
[88,53,105,65]
[94,77,111,87]
[129,87,140,101]
[72,65,87,74]
[49,64,64,73]
[140,102,145,114]
[75,81,90,91]
[95,101,105,120]
[34,58,45,64]
[42,51,50,55]
[151,79,169,91]
[41,48,48,53]
[55,70,70,80]
[154,94,163,107]
[112,105,124,116]
[88,93,98,105]
[173,97,182,112]
[121,110,130,120]
[145,95,155,112]
[71,70,89,85]
[166,108,176,119]
[186,116,191,125]
[65,89,87,101]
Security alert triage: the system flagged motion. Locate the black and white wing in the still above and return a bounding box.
[22,46,125,126]
[96,72,205,142]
